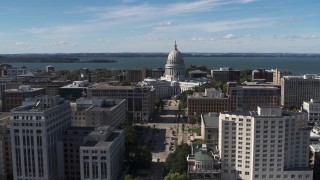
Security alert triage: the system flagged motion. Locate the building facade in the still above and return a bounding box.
[10,95,72,180]
[281,75,320,108]
[219,106,312,180]
[187,88,229,118]
[80,126,125,180]
[187,144,221,179]
[87,84,155,122]
[2,85,45,112]
[211,68,240,83]
[302,99,320,124]
[201,113,219,146]
[63,127,95,180]
[229,86,281,111]
[252,69,273,82]
[71,98,126,128]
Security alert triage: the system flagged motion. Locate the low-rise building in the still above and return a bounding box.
[187,144,221,179]
[2,85,45,112]
[80,126,125,180]
[303,99,320,124]
[187,88,229,118]
[252,68,273,82]
[87,84,155,122]
[60,80,91,101]
[211,67,240,83]
[201,113,219,147]
[310,144,320,180]
[71,98,126,128]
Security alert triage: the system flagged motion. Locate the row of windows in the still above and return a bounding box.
[254,174,310,179]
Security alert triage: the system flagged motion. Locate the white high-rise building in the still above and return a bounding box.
[219,106,313,180]
[302,99,320,123]
[10,95,71,180]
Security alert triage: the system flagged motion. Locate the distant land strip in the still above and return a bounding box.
[0,56,117,63]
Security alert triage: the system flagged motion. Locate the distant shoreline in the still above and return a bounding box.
[0,57,117,63]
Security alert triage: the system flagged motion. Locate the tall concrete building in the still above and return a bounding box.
[63,127,95,180]
[10,95,72,180]
[281,74,320,108]
[87,84,155,122]
[219,106,313,180]
[229,86,281,111]
[0,113,11,180]
[80,126,125,180]
[71,98,126,128]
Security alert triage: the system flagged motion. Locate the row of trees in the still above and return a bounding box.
[122,124,152,176]
[164,143,191,177]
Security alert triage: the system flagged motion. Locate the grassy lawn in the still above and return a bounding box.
[189,127,201,136]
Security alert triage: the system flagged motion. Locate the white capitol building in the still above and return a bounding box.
[139,42,207,99]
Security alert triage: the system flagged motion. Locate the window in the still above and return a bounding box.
[245,172,249,175]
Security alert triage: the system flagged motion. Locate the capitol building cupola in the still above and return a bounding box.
[164,41,185,81]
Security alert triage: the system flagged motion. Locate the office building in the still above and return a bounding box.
[281,74,320,108]
[310,144,320,180]
[4,66,29,80]
[2,85,45,112]
[229,86,280,111]
[187,88,229,118]
[71,98,126,128]
[187,144,221,179]
[272,69,291,85]
[87,84,155,122]
[0,77,13,98]
[63,127,95,180]
[80,126,125,180]
[0,113,11,180]
[219,106,312,180]
[252,69,273,82]
[10,95,72,180]
[302,99,320,123]
[189,70,207,79]
[211,68,240,83]
[60,80,91,101]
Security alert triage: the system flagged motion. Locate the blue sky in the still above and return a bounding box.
[1,0,320,53]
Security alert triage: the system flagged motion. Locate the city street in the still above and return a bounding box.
[146,100,190,179]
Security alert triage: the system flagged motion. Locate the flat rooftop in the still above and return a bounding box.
[82,131,121,148]
[203,113,219,128]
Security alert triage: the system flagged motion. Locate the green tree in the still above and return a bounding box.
[164,143,191,175]
[165,172,190,180]
[240,69,252,82]
[178,90,194,109]
[124,174,134,180]
[127,146,152,170]
[122,123,139,146]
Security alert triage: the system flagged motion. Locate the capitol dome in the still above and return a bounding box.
[164,41,185,81]
[167,42,184,65]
